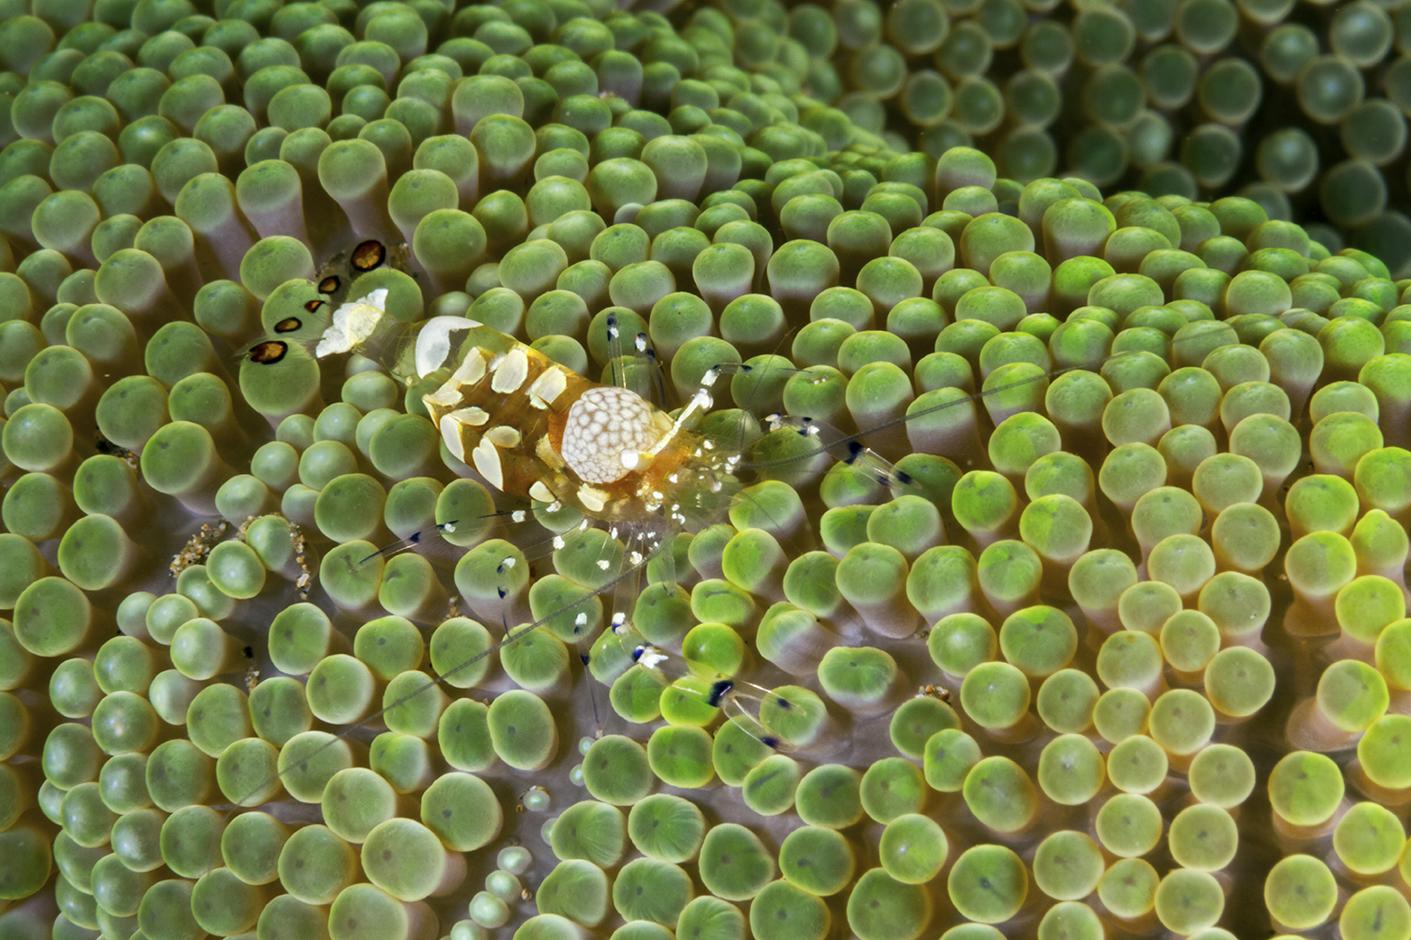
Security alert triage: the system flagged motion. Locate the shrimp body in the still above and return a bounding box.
[410,316,736,527]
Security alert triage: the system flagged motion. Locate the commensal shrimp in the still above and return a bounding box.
[409,313,740,530]
[245,260,905,753]
[247,249,744,532]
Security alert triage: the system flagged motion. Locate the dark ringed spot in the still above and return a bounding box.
[351,239,387,272]
[304,298,326,313]
[247,340,288,364]
[318,275,341,294]
[274,317,302,333]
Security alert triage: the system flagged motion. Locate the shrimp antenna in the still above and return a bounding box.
[735,321,1238,475]
[230,531,674,807]
[356,509,527,564]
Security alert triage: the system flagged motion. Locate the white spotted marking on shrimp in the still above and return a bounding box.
[578,484,609,513]
[317,289,388,357]
[471,437,504,489]
[533,436,565,473]
[491,348,530,393]
[424,348,488,408]
[438,415,466,461]
[486,425,521,448]
[451,406,489,426]
[414,315,481,377]
[636,645,669,669]
[528,366,568,409]
[561,386,661,484]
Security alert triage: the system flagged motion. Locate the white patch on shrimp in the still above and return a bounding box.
[471,437,504,490]
[424,383,458,409]
[415,315,481,377]
[438,414,466,461]
[578,484,609,513]
[561,386,660,484]
[536,435,565,470]
[636,645,668,669]
[486,425,521,448]
[450,406,489,426]
[491,348,530,393]
[424,348,488,408]
[529,366,568,409]
[529,480,555,503]
[316,289,388,357]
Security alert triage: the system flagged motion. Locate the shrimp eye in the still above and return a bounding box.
[274,317,302,333]
[318,275,341,294]
[248,340,288,364]
[303,298,326,313]
[351,239,387,272]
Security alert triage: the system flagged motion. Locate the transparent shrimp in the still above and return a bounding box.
[224,248,1284,800]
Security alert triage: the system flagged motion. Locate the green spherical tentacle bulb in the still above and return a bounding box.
[748,879,831,940]
[846,868,932,940]
[611,858,694,926]
[550,800,628,869]
[1268,750,1345,831]
[628,794,705,864]
[877,814,947,885]
[1265,854,1337,932]
[947,844,1028,925]
[699,823,775,903]
[778,825,856,897]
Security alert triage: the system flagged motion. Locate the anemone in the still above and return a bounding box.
[7,2,1411,938]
